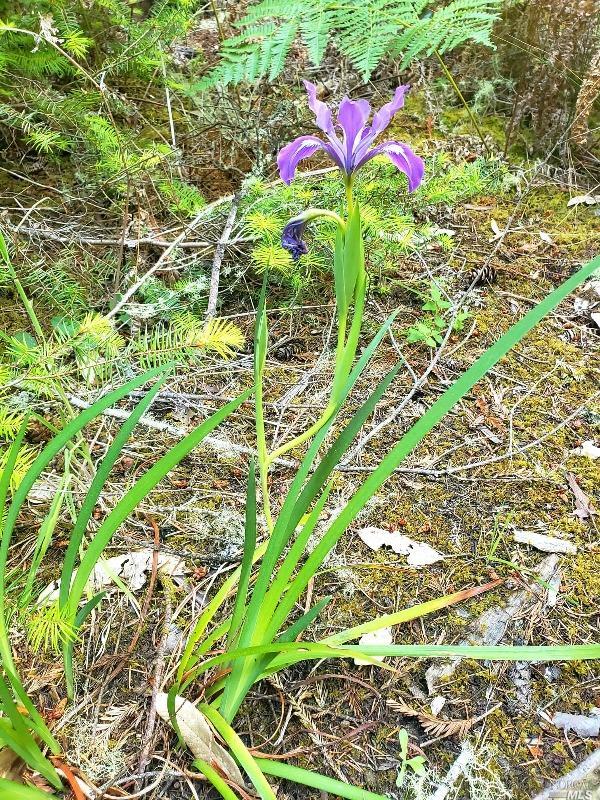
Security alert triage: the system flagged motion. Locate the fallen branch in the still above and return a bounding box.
[206,188,245,320]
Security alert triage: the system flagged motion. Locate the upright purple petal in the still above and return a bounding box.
[277,135,344,184]
[304,80,336,136]
[370,85,410,137]
[356,140,425,192]
[337,96,371,167]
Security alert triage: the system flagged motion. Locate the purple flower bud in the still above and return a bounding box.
[281,218,309,260]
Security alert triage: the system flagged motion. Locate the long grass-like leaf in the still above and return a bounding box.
[200,704,277,800]
[277,596,332,643]
[323,579,503,645]
[177,314,398,682]
[0,779,58,800]
[256,758,388,800]
[219,363,403,718]
[0,676,60,787]
[183,641,600,686]
[193,760,239,800]
[226,462,257,652]
[63,385,252,696]
[0,420,59,752]
[249,255,600,674]
[59,372,170,611]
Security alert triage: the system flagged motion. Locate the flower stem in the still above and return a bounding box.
[255,366,273,531]
[266,401,335,465]
[345,178,354,213]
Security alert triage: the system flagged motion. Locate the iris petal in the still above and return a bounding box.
[277,135,343,184]
[337,96,371,167]
[370,85,410,137]
[303,80,336,136]
[356,140,425,192]
[281,218,309,260]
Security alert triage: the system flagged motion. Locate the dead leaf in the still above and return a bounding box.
[538,231,554,244]
[0,748,24,782]
[526,736,543,759]
[156,693,244,786]
[513,530,576,554]
[354,628,393,665]
[567,194,600,207]
[572,440,600,460]
[430,696,446,716]
[567,473,597,520]
[357,527,444,567]
[490,219,504,240]
[387,699,474,740]
[39,549,186,604]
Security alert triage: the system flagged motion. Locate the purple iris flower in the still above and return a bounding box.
[281,217,309,260]
[277,81,424,190]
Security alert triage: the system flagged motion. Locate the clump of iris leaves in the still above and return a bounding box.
[0,234,599,799]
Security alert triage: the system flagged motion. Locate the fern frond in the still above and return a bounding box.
[132,323,197,370]
[251,243,293,273]
[27,129,69,153]
[158,179,206,217]
[61,29,93,59]
[0,406,24,439]
[182,316,245,359]
[244,211,282,239]
[200,0,501,86]
[72,313,124,350]
[27,599,79,653]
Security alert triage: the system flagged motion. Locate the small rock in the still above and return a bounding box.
[546,570,562,607]
[164,623,183,654]
[544,665,561,683]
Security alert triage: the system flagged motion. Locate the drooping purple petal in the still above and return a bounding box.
[277,135,344,184]
[370,85,410,137]
[337,96,371,167]
[281,218,309,260]
[356,140,425,192]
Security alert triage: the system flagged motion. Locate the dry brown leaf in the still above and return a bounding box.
[0,748,24,782]
[387,699,474,740]
[156,693,245,787]
[567,472,597,520]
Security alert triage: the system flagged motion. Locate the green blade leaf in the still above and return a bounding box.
[277,596,332,643]
[62,385,253,696]
[67,385,253,615]
[340,203,362,312]
[226,461,257,652]
[256,758,388,800]
[59,373,170,611]
[0,778,59,800]
[262,255,600,642]
[199,704,277,800]
[183,641,600,688]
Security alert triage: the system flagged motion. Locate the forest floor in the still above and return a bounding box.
[1,80,599,800]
